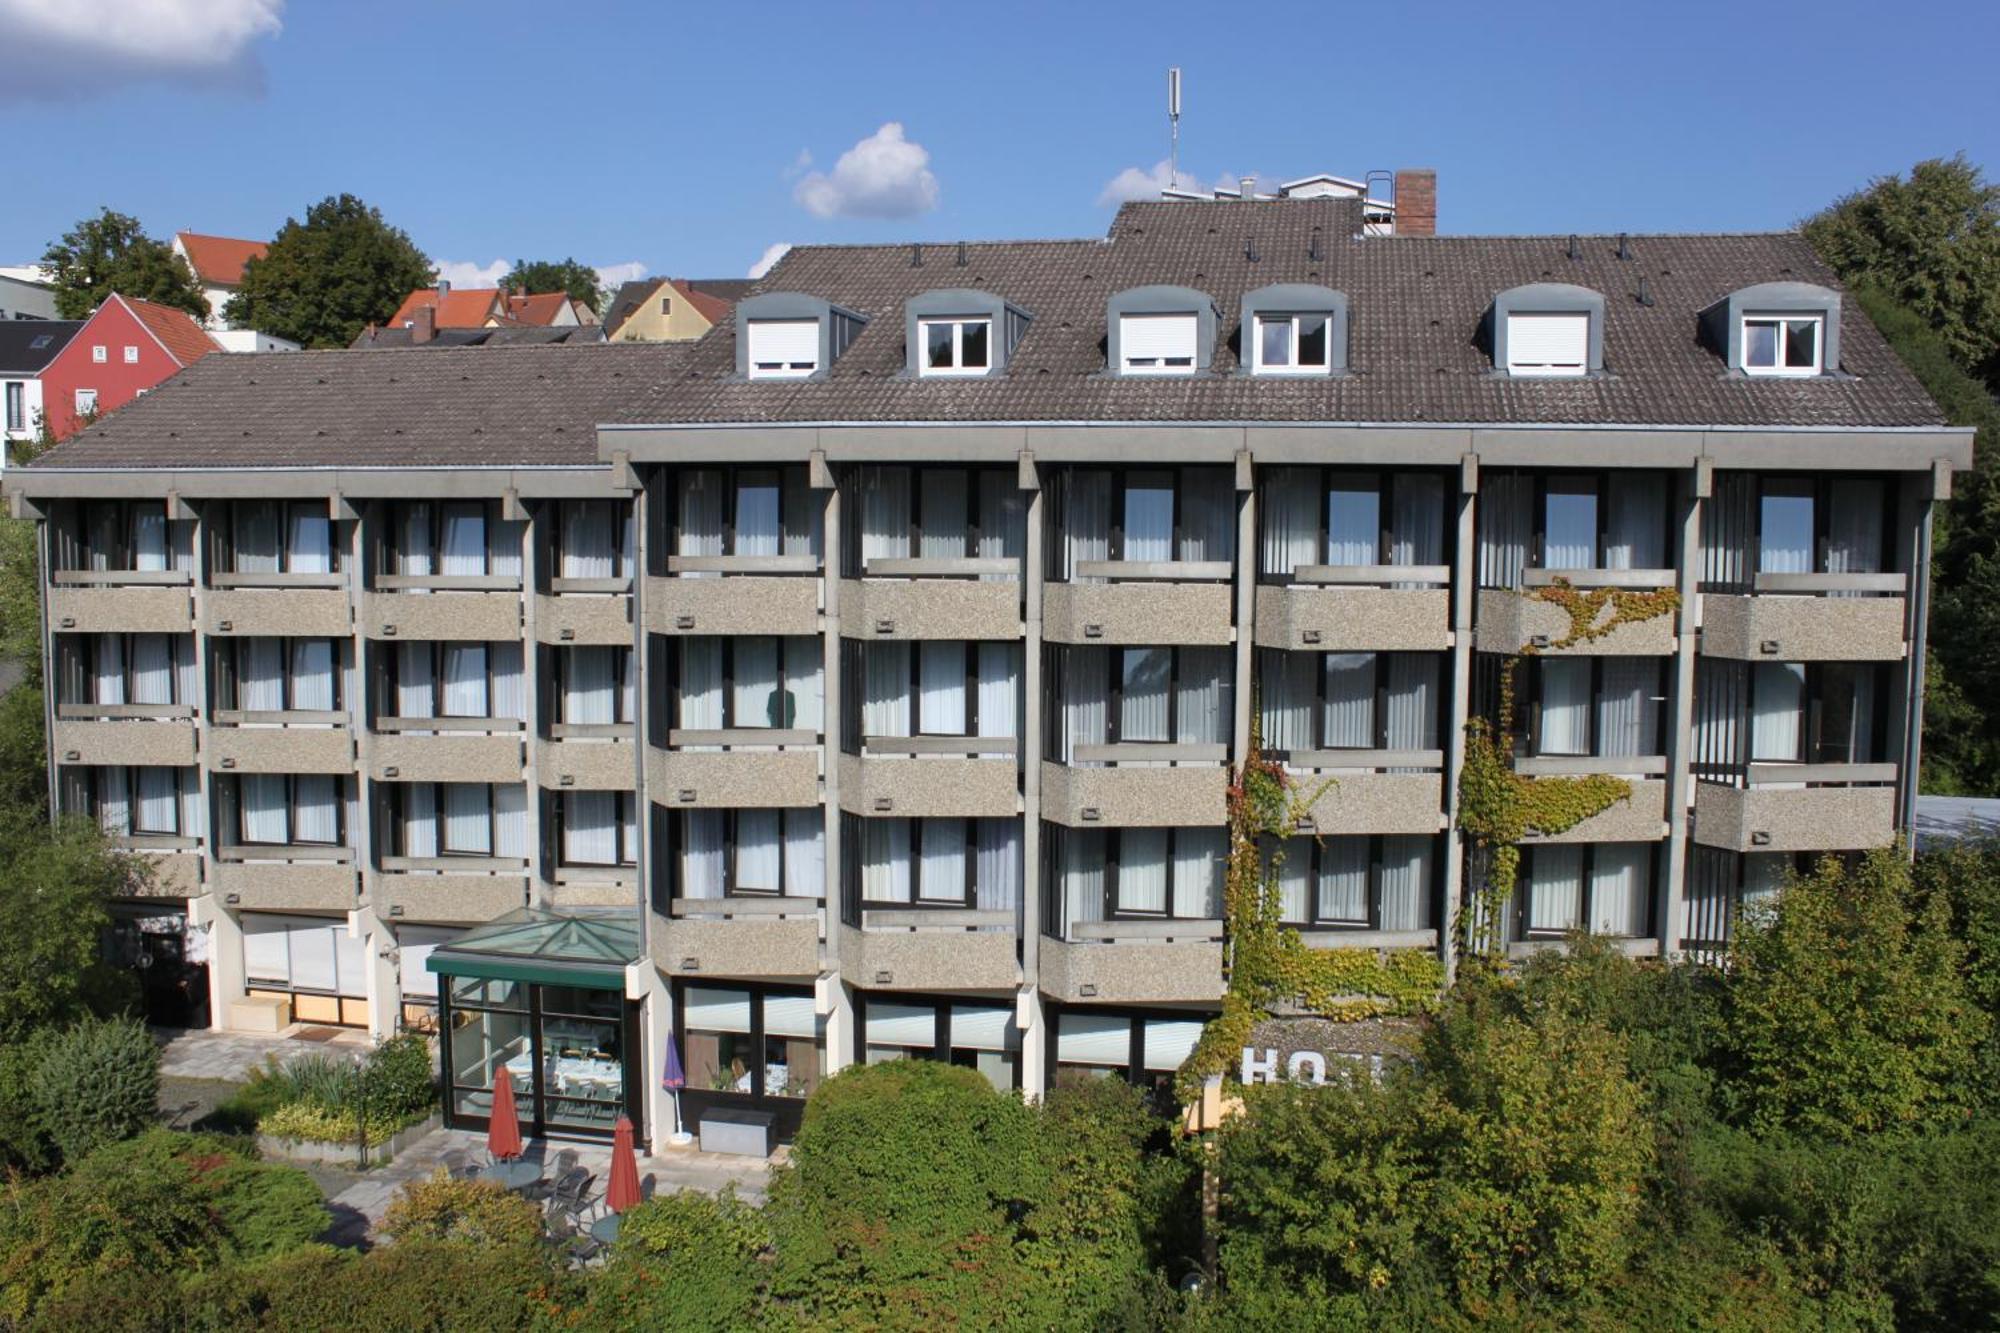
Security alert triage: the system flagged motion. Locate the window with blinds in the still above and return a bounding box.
[746,319,819,378]
[1119,313,1197,374]
[1505,312,1589,376]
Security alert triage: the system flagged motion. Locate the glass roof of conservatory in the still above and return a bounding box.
[425,908,641,989]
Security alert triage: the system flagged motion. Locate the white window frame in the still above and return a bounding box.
[75,388,98,415]
[1119,313,1198,376]
[3,382,21,433]
[746,319,820,380]
[91,344,107,363]
[1740,313,1823,377]
[917,317,993,377]
[1251,312,1333,376]
[1504,312,1590,378]
[122,345,139,364]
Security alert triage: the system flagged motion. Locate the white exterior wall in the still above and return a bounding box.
[2,379,43,448]
[0,273,57,320]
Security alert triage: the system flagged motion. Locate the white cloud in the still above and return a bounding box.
[434,258,507,288]
[0,0,284,101]
[594,261,648,288]
[1096,160,1241,206]
[747,243,791,280]
[794,123,939,220]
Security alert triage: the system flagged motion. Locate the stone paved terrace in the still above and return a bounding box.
[156,1024,373,1083]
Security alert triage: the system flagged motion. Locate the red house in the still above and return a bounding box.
[39,294,218,440]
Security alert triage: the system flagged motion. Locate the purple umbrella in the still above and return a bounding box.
[662,1030,691,1143]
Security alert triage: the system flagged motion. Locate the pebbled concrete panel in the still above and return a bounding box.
[535,593,633,646]
[207,589,351,638]
[651,914,822,980]
[836,924,1021,992]
[1476,589,1676,656]
[1526,778,1669,844]
[1693,783,1896,853]
[211,726,353,775]
[1299,772,1445,835]
[54,719,196,767]
[1701,595,1906,662]
[1254,586,1450,652]
[1043,582,1232,646]
[372,873,528,924]
[647,748,820,808]
[368,733,524,784]
[537,738,637,790]
[213,860,359,912]
[645,576,820,637]
[1038,937,1225,1004]
[839,579,1023,641]
[135,852,203,898]
[50,586,193,634]
[837,754,1018,818]
[1041,761,1228,828]
[362,592,521,641]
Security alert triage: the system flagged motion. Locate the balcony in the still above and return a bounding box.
[1043,564,1232,646]
[52,712,197,767]
[654,896,822,979]
[214,845,359,912]
[534,589,633,646]
[114,836,203,897]
[1041,749,1229,827]
[209,724,353,774]
[839,565,1022,641]
[1512,757,1670,843]
[544,863,639,910]
[646,558,821,638]
[362,579,522,641]
[48,571,193,634]
[536,732,636,790]
[1288,750,1446,836]
[1255,566,1451,652]
[1693,764,1899,853]
[839,908,1021,992]
[368,723,524,784]
[647,734,820,808]
[1040,920,1226,1004]
[838,739,1019,819]
[206,574,350,638]
[1477,569,1678,656]
[1701,574,1908,661]
[371,866,529,924]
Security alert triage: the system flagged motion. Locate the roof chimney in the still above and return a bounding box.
[436,279,451,301]
[1393,169,1436,237]
[1240,173,1256,200]
[411,304,435,345]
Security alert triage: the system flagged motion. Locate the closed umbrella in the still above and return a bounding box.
[488,1071,524,1161]
[662,1031,692,1145]
[607,1115,642,1213]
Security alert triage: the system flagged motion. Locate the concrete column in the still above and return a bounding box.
[352,903,396,1041]
[820,972,856,1074]
[628,959,674,1152]
[1018,986,1047,1102]
[516,500,547,908]
[1231,455,1255,762]
[1898,468,1943,837]
[1021,473,1043,985]
[819,479,842,978]
[192,895,243,1031]
[1661,467,1704,956]
[183,501,229,1028]
[630,477,653,928]
[1441,454,1479,979]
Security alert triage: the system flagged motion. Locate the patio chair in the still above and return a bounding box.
[550,1148,579,1178]
[546,1212,602,1265]
[440,1149,475,1181]
[550,1168,595,1217]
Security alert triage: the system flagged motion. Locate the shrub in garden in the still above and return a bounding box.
[362,1032,437,1120]
[24,1014,158,1166]
[582,1187,771,1332]
[380,1170,545,1249]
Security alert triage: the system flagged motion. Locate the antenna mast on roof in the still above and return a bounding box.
[1167,67,1183,188]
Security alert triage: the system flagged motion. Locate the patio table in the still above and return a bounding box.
[480,1159,542,1190]
[589,1213,622,1244]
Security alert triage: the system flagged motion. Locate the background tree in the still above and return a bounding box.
[224,194,433,349]
[501,257,603,313]
[39,208,207,321]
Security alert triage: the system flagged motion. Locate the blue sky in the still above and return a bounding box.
[3,0,1996,287]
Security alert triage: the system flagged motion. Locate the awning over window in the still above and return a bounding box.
[425,908,640,989]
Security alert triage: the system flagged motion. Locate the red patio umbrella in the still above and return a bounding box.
[488,1072,524,1161]
[606,1114,642,1214]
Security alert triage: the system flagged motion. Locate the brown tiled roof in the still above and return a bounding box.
[668,279,731,325]
[31,343,682,470]
[618,198,1944,428]
[603,278,667,338]
[686,278,753,304]
[174,232,267,286]
[122,296,219,367]
[389,287,507,329]
[506,292,579,326]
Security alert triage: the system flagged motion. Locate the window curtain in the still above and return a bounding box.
[92,636,126,706]
[287,509,332,574]
[565,647,617,726]
[290,639,335,712]
[560,501,615,579]
[1389,475,1445,568]
[1750,663,1805,764]
[974,820,1021,918]
[783,809,823,898]
[1175,648,1230,747]
[1276,842,1311,923]
[863,642,911,738]
[783,637,822,732]
[1826,479,1883,588]
[563,791,618,865]
[1591,844,1649,936]
[678,640,724,732]
[1259,649,1317,753]
[402,784,437,857]
[734,810,782,891]
[1117,828,1169,912]
[173,636,198,708]
[677,472,725,564]
[494,784,527,858]
[488,520,523,579]
[620,507,639,578]
[861,819,912,903]
[1758,481,1815,576]
[1062,646,1108,761]
[1603,473,1665,570]
[1538,659,1592,755]
[918,642,966,735]
[395,642,434,721]
[491,642,525,722]
[441,644,489,717]
[1322,653,1376,749]
[1318,836,1370,923]
[859,466,910,563]
[1061,828,1105,934]
[1179,470,1232,563]
[1477,472,1532,588]
[132,507,169,571]
[734,475,781,557]
[236,503,281,573]
[1172,827,1224,917]
[241,774,289,844]
[96,766,130,835]
[920,470,969,560]
[1062,470,1112,581]
[130,634,173,705]
[440,506,487,576]
[134,766,178,834]
[1742,852,1788,912]
[240,638,284,711]
[1596,658,1660,757]
[1527,845,1584,932]
[1703,473,1756,589]
[918,819,967,901]
[442,783,491,854]
[293,774,338,844]
[1379,836,1433,930]
[398,505,434,577]
[1123,473,1174,562]
[1262,469,1319,577]
[681,811,724,898]
[975,481,1024,578]
[1119,648,1172,745]
[1543,478,1598,569]
[780,469,819,559]
[975,644,1017,752]
[1326,479,1380,566]
[1384,655,1438,752]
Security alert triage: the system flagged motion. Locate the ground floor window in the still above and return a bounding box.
[675,981,823,1144]
[438,974,641,1140]
[1049,1006,1211,1101]
[857,992,1019,1092]
[392,925,459,1031]
[241,911,368,1027]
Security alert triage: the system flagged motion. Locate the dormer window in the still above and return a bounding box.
[1119,313,1197,375]
[1106,286,1217,379]
[1741,314,1822,376]
[920,318,990,376]
[1241,284,1349,378]
[1489,284,1606,379]
[745,319,819,379]
[1253,313,1331,373]
[1505,313,1589,377]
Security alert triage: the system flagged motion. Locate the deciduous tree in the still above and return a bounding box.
[500,257,603,314]
[39,208,207,321]
[224,194,433,349]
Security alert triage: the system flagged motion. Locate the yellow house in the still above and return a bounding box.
[603,277,744,342]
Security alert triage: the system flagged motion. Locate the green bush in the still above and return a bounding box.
[380,1169,545,1249]
[180,1239,575,1332]
[585,1188,770,1332]
[25,1014,158,1165]
[260,1100,397,1147]
[363,1032,436,1120]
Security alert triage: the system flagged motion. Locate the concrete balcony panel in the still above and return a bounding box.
[534,593,633,646]
[645,576,820,638]
[838,579,1021,642]
[647,747,820,808]
[1693,778,1897,854]
[536,737,637,790]
[652,901,822,980]
[1043,581,1231,646]
[1295,770,1445,835]
[206,588,351,638]
[837,752,1018,819]
[1040,759,1227,828]
[1255,586,1450,652]
[49,585,193,634]
[838,917,1020,992]
[361,592,521,642]
[368,732,523,784]
[1701,594,1907,662]
[123,847,203,898]
[544,879,637,911]
[210,726,353,775]
[213,859,359,912]
[372,872,529,924]
[1476,587,1676,656]
[1039,932,1225,1005]
[54,718,196,768]
[1522,778,1669,844]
